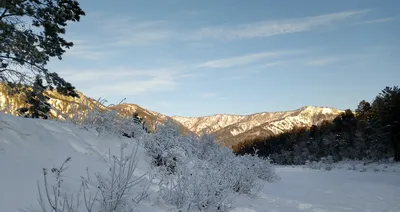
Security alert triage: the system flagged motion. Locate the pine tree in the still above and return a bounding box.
[19,75,51,119]
[372,86,400,161]
[356,100,373,122]
[1,0,85,97]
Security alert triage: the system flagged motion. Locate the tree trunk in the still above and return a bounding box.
[395,143,400,162]
[392,133,400,162]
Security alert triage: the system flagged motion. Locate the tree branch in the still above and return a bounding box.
[1,13,22,20]
[0,8,7,21]
[0,55,46,73]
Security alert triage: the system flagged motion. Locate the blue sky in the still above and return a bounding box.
[48,0,400,117]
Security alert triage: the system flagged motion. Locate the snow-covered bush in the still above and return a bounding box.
[81,142,151,212]
[238,154,281,182]
[63,98,148,139]
[27,143,152,212]
[195,132,220,161]
[161,162,234,212]
[143,120,192,174]
[143,122,280,211]
[305,155,335,171]
[82,109,147,139]
[305,157,400,173]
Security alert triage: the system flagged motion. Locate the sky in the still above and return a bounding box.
[47,0,400,117]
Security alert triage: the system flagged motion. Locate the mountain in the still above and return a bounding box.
[109,103,192,135]
[0,83,191,134]
[172,106,343,147]
[1,83,343,147]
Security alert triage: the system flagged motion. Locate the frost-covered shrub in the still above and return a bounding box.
[81,143,151,212]
[84,109,147,139]
[143,122,280,211]
[306,156,335,171]
[238,154,280,182]
[161,162,233,212]
[26,143,152,212]
[306,157,400,173]
[321,156,334,171]
[195,132,220,161]
[63,99,148,140]
[144,120,192,174]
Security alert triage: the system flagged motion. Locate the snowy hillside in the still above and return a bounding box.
[171,114,246,135]
[173,106,343,146]
[0,83,192,135]
[1,113,399,212]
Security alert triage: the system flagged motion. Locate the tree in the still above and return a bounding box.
[0,0,85,97]
[372,86,400,161]
[18,75,51,119]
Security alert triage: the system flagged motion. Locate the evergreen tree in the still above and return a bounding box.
[0,0,85,97]
[234,85,400,163]
[19,75,51,119]
[356,100,373,122]
[372,86,400,161]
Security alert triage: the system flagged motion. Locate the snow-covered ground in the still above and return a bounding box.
[234,167,400,212]
[1,113,399,212]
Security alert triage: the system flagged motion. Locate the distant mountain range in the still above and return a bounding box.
[172,106,342,147]
[0,83,343,147]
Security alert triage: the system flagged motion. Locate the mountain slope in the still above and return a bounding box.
[109,103,192,135]
[1,83,343,146]
[0,83,191,134]
[173,106,343,147]
[172,114,246,134]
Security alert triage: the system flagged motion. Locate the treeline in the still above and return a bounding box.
[233,86,400,163]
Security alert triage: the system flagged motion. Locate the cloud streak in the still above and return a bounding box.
[64,40,113,60]
[99,17,174,46]
[82,9,373,49]
[361,17,396,24]
[189,10,369,40]
[304,57,339,67]
[58,66,189,97]
[197,50,304,68]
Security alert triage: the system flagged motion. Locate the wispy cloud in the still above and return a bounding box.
[189,10,369,40]
[222,76,243,81]
[154,100,173,107]
[87,9,374,48]
[199,92,219,98]
[260,61,284,68]
[99,17,174,46]
[304,57,339,67]
[64,40,113,60]
[197,50,304,68]
[361,17,396,24]
[58,66,190,97]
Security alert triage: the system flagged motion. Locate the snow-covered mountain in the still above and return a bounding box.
[172,106,343,147]
[1,83,342,147]
[0,83,191,134]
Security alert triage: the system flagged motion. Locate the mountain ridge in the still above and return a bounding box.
[171,105,343,147]
[0,83,344,147]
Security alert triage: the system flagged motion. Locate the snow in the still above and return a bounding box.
[1,112,399,212]
[242,167,400,212]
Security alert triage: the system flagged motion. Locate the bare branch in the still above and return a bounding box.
[0,8,7,21]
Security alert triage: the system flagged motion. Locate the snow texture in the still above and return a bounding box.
[1,112,399,212]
